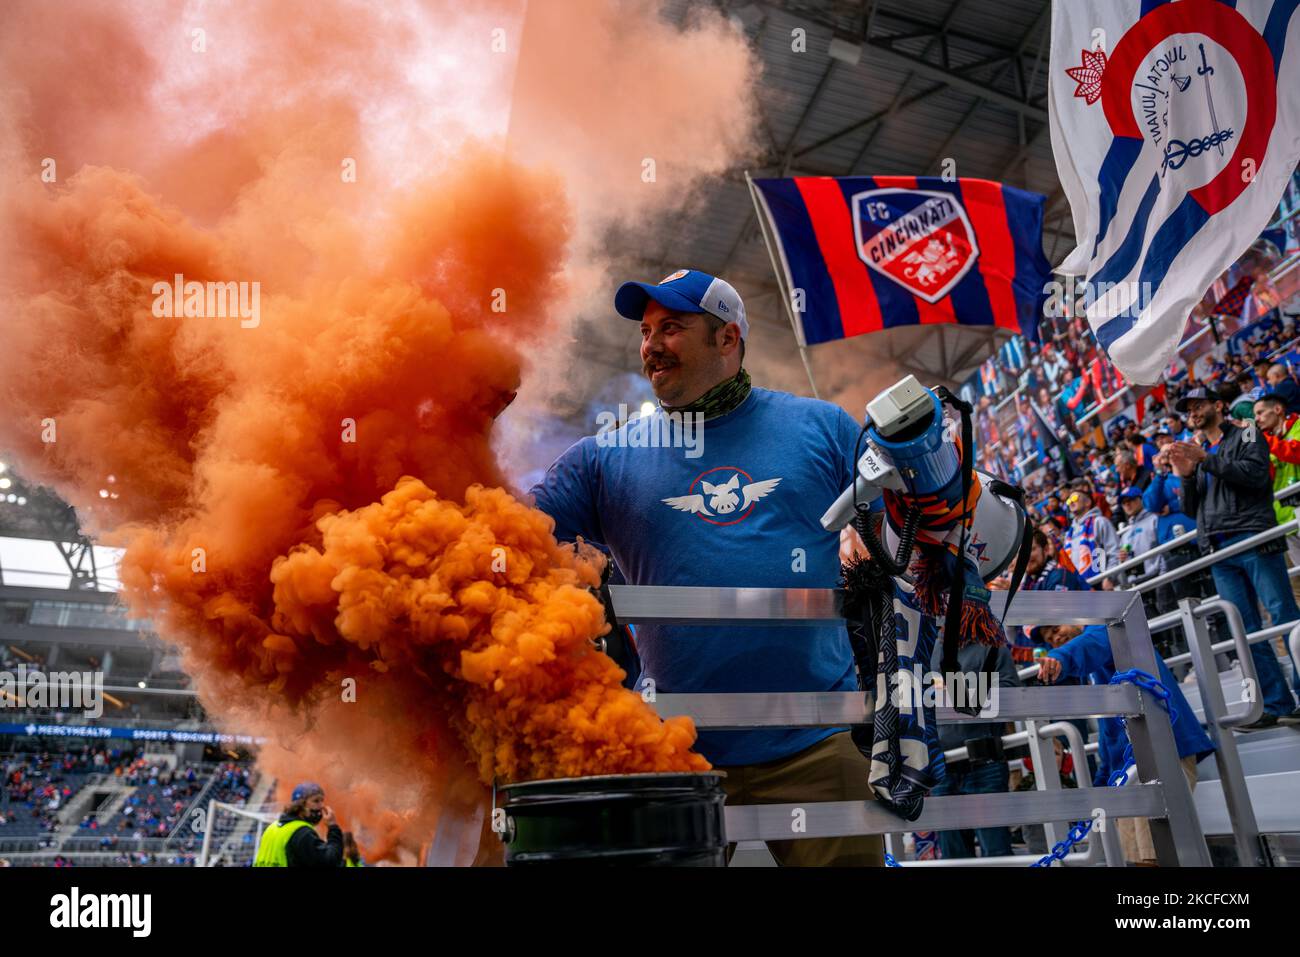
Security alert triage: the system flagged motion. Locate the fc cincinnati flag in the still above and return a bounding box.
[750,176,1052,347]
[1050,0,1300,384]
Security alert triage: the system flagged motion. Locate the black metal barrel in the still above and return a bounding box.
[500,771,727,866]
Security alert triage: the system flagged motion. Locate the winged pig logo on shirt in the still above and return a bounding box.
[662,467,781,525]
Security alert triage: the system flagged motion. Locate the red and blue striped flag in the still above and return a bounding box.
[751,176,1053,346]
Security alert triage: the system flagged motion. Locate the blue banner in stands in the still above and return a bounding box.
[0,721,264,744]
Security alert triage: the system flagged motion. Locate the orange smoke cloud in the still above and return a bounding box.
[271,479,704,783]
[0,0,754,861]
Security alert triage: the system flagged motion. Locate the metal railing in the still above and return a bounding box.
[900,721,1119,868]
[1019,590,1295,867]
[1173,600,1268,866]
[610,586,1211,867]
[1086,479,1300,586]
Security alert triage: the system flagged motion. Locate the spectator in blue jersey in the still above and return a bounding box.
[1253,357,1274,390]
[1162,413,1194,442]
[1169,387,1300,729]
[1036,623,1214,865]
[529,268,880,867]
[1231,372,1264,421]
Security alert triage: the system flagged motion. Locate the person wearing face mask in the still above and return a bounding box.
[253,781,343,867]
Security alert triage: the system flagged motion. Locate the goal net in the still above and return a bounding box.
[197,800,279,867]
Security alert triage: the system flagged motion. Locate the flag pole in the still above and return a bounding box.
[745,171,821,399]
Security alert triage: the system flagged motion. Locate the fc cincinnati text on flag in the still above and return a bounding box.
[749,176,1052,347]
[1050,0,1300,385]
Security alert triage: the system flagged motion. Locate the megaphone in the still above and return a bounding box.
[821,375,1026,583]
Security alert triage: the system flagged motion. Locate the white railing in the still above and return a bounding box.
[1086,479,1300,585]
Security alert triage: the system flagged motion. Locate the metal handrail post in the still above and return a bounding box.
[1108,601,1212,865]
[1022,718,1067,856]
[1186,599,1265,729]
[1290,623,1300,686]
[1178,599,1266,866]
[1036,721,1121,866]
[884,832,903,863]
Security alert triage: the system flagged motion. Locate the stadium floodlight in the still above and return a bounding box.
[0,478,9,490]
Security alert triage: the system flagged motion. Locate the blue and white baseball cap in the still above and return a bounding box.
[614,268,749,339]
[291,781,324,802]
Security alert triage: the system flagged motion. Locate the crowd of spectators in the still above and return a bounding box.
[0,744,264,866]
[929,234,1300,860]
[978,290,1300,733]
[0,745,143,837]
[209,761,258,806]
[90,760,207,841]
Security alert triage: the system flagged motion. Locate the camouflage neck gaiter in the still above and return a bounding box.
[663,368,752,421]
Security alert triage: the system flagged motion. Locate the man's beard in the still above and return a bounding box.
[305,808,323,824]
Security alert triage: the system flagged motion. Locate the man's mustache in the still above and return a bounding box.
[643,354,678,375]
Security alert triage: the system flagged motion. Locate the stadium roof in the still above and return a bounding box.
[0,0,1071,547]
[570,0,1067,419]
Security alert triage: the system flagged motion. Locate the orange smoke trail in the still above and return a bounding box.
[0,0,753,860]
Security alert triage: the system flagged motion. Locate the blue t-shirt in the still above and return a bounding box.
[1143,472,1196,543]
[528,386,861,766]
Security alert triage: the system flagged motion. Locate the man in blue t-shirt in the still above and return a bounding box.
[529,268,880,866]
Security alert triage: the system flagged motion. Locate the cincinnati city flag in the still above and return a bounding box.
[750,176,1053,346]
[1050,0,1300,384]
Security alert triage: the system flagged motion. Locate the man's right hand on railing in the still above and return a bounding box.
[1037,657,1062,683]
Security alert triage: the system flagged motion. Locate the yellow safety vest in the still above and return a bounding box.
[253,819,314,867]
[344,857,362,867]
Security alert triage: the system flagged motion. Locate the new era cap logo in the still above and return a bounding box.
[716,299,729,312]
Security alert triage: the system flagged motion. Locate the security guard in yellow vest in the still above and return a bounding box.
[342,831,364,868]
[254,781,343,867]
